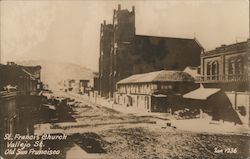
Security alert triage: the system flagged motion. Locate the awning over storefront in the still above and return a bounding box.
[182,87,242,124]
[183,87,221,100]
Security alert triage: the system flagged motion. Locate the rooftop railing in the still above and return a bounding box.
[196,74,249,83]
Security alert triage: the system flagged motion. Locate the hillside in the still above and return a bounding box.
[17,60,95,90]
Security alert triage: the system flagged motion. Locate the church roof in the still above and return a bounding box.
[135,35,204,50]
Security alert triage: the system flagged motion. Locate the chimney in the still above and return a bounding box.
[104,20,106,25]
[118,4,121,11]
[132,6,135,13]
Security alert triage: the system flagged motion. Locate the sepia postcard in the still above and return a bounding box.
[0,0,249,159]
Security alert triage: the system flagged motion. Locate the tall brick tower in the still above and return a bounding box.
[109,4,136,97]
[99,20,113,97]
[99,5,203,98]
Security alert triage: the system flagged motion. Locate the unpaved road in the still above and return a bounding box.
[35,93,249,159]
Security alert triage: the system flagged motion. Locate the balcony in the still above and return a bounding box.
[0,91,17,100]
[196,74,249,83]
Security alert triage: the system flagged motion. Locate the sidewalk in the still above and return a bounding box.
[89,94,250,135]
[170,118,250,135]
[67,92,154,115]
[89,94,171,119]
[57,92,250,135]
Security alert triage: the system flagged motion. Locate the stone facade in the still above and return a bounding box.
[198,40,250,126]
[199,40,249,91]
[99,5,203,97]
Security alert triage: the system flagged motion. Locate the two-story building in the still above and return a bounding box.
[62,79,90,94]
[0,63,42,95]
[115,70,198,112]
[196,40,250,126]
[198,40,249,91]
[0,63,43,157]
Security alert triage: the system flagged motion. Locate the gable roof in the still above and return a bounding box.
[183,66,199,78]
[117,70,194,84]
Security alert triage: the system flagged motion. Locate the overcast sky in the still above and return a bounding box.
[1,0,249,71]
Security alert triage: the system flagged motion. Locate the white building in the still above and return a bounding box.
[115,70,198,112]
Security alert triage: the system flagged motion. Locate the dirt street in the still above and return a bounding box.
[35,93,249,159]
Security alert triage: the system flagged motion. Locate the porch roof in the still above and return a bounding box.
[183,87,221,100]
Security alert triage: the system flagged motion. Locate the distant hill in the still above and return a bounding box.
[17,60,95,90]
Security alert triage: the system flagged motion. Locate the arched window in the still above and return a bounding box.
[235,56,243,79]
[228,56,243,80]
[228,59,234,80]
[206,62,211,80]
[211,61,219,80]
